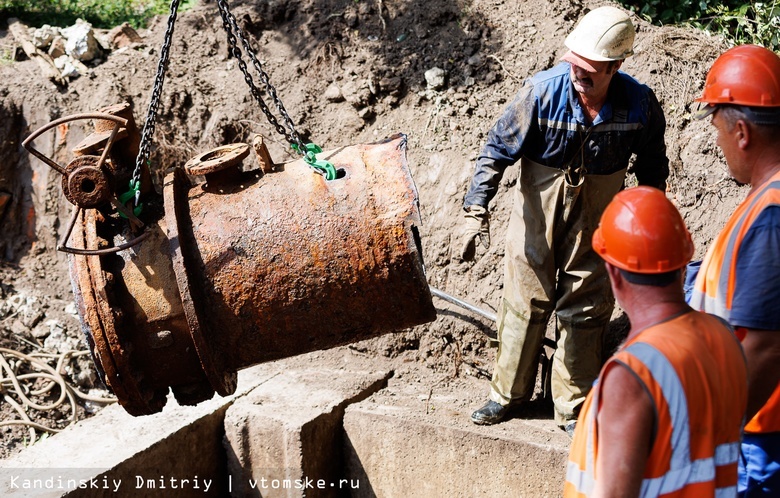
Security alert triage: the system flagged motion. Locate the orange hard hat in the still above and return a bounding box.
[592,187,693,273]
[696,45,780,107]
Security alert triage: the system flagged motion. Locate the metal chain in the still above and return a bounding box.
[133,0,181,196]
[215,0,306,153]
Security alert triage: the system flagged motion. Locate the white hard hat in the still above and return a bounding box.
[564,6,635,63]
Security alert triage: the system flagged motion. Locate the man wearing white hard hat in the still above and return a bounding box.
[459,6,669,433]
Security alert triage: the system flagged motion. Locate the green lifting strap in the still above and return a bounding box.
[292,143,338,181]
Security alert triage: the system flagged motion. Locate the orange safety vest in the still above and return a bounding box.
[690,171,780,434]
[564,312,747,498]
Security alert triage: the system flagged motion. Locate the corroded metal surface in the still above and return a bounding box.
[164,168,237,398]
[172,134,435,371]
[35,112,434,415]
[62,156,112,208]
[184,143,250,176]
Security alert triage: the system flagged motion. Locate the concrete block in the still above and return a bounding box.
[223,352,392,498]
[0,361,292,497]
[343,377,570,498]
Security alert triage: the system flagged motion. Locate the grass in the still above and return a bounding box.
[0,0,197,30]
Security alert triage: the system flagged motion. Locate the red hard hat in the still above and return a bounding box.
[696,45,780,107]
[592,187,694,273]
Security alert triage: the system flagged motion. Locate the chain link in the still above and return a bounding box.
[134,0,309,195]
[216,0,306,153]
[133,0,181,195]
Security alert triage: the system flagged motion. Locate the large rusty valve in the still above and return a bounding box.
[21,101,437,416]
[22,113,150,255]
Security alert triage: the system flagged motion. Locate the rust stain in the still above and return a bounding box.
[57,122,69,147]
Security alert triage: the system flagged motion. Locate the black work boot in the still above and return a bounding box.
[470,400,511,425]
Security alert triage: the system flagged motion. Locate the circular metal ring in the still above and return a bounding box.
[184,143,250,176]
[62,156,112,208]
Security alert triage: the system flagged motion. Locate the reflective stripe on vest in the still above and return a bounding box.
[565,341,740,497]
[690,177,780,318]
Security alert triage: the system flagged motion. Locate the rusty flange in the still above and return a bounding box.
[183,143,250,176]
[62,156,113,208]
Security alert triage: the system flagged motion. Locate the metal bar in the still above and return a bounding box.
[429,286,496,322]
[429,286,557,350]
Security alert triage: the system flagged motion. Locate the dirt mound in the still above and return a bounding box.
[0,0,743,458]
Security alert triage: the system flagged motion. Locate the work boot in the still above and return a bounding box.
[470,400,511,425]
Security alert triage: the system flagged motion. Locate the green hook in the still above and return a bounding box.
[118,179,143,218]
[292,142,338,181]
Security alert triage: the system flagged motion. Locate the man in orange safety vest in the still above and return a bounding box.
[690,44,780,497]
[564,187,747,497]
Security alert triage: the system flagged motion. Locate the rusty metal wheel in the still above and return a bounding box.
[22,113,150,254]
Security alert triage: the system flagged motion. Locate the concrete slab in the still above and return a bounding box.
[223,350,392,498]
[0,361,278,497]
[0,346,573,498]
[0,349,386,498]
[343,374,571,498]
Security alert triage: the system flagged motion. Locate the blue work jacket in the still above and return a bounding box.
[464,62,669,208]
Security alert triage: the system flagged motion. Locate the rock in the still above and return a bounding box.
[341,80,371,109]
[323,82,344,102]
[424,67,447,91]
[32,25,60,49]
[358,107,375,120]
[10,319,29,337]
[54,55,80,79]
[43,321,80,354]
[62,19,101,62]
[107,22,143,49]
[379,76,402,96]
[65,302,79,317]
[367,75,378,95]
[467,54,483,66]
[48,36,66,59]
[31,322,50,339]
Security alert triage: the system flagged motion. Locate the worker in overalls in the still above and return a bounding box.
[459,6,669,433]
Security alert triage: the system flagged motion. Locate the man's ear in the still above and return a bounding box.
[605,262,622,288]
[735,119,750,150]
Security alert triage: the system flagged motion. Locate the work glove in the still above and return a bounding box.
[458,205,490,261]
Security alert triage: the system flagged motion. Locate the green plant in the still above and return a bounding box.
[619,0,780,52]
[0,0,196,30]
[619,0,743,26]
[0,46,13,65]
[703,1,780,50]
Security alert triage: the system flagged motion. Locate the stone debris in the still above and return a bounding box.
[323,82,345,102]
[54,54,80,79]
[425,66,447,91]
[47,36,66,58]
[61,19,101,62]
[107,22,144,49]
[31,24,60,49]
[10,18,145,84]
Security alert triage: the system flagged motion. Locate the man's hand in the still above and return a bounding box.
[459,205,490,261]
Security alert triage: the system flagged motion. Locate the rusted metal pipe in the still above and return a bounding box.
[26,108,436,415]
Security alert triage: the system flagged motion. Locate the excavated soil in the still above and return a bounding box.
[0,0,745,459]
